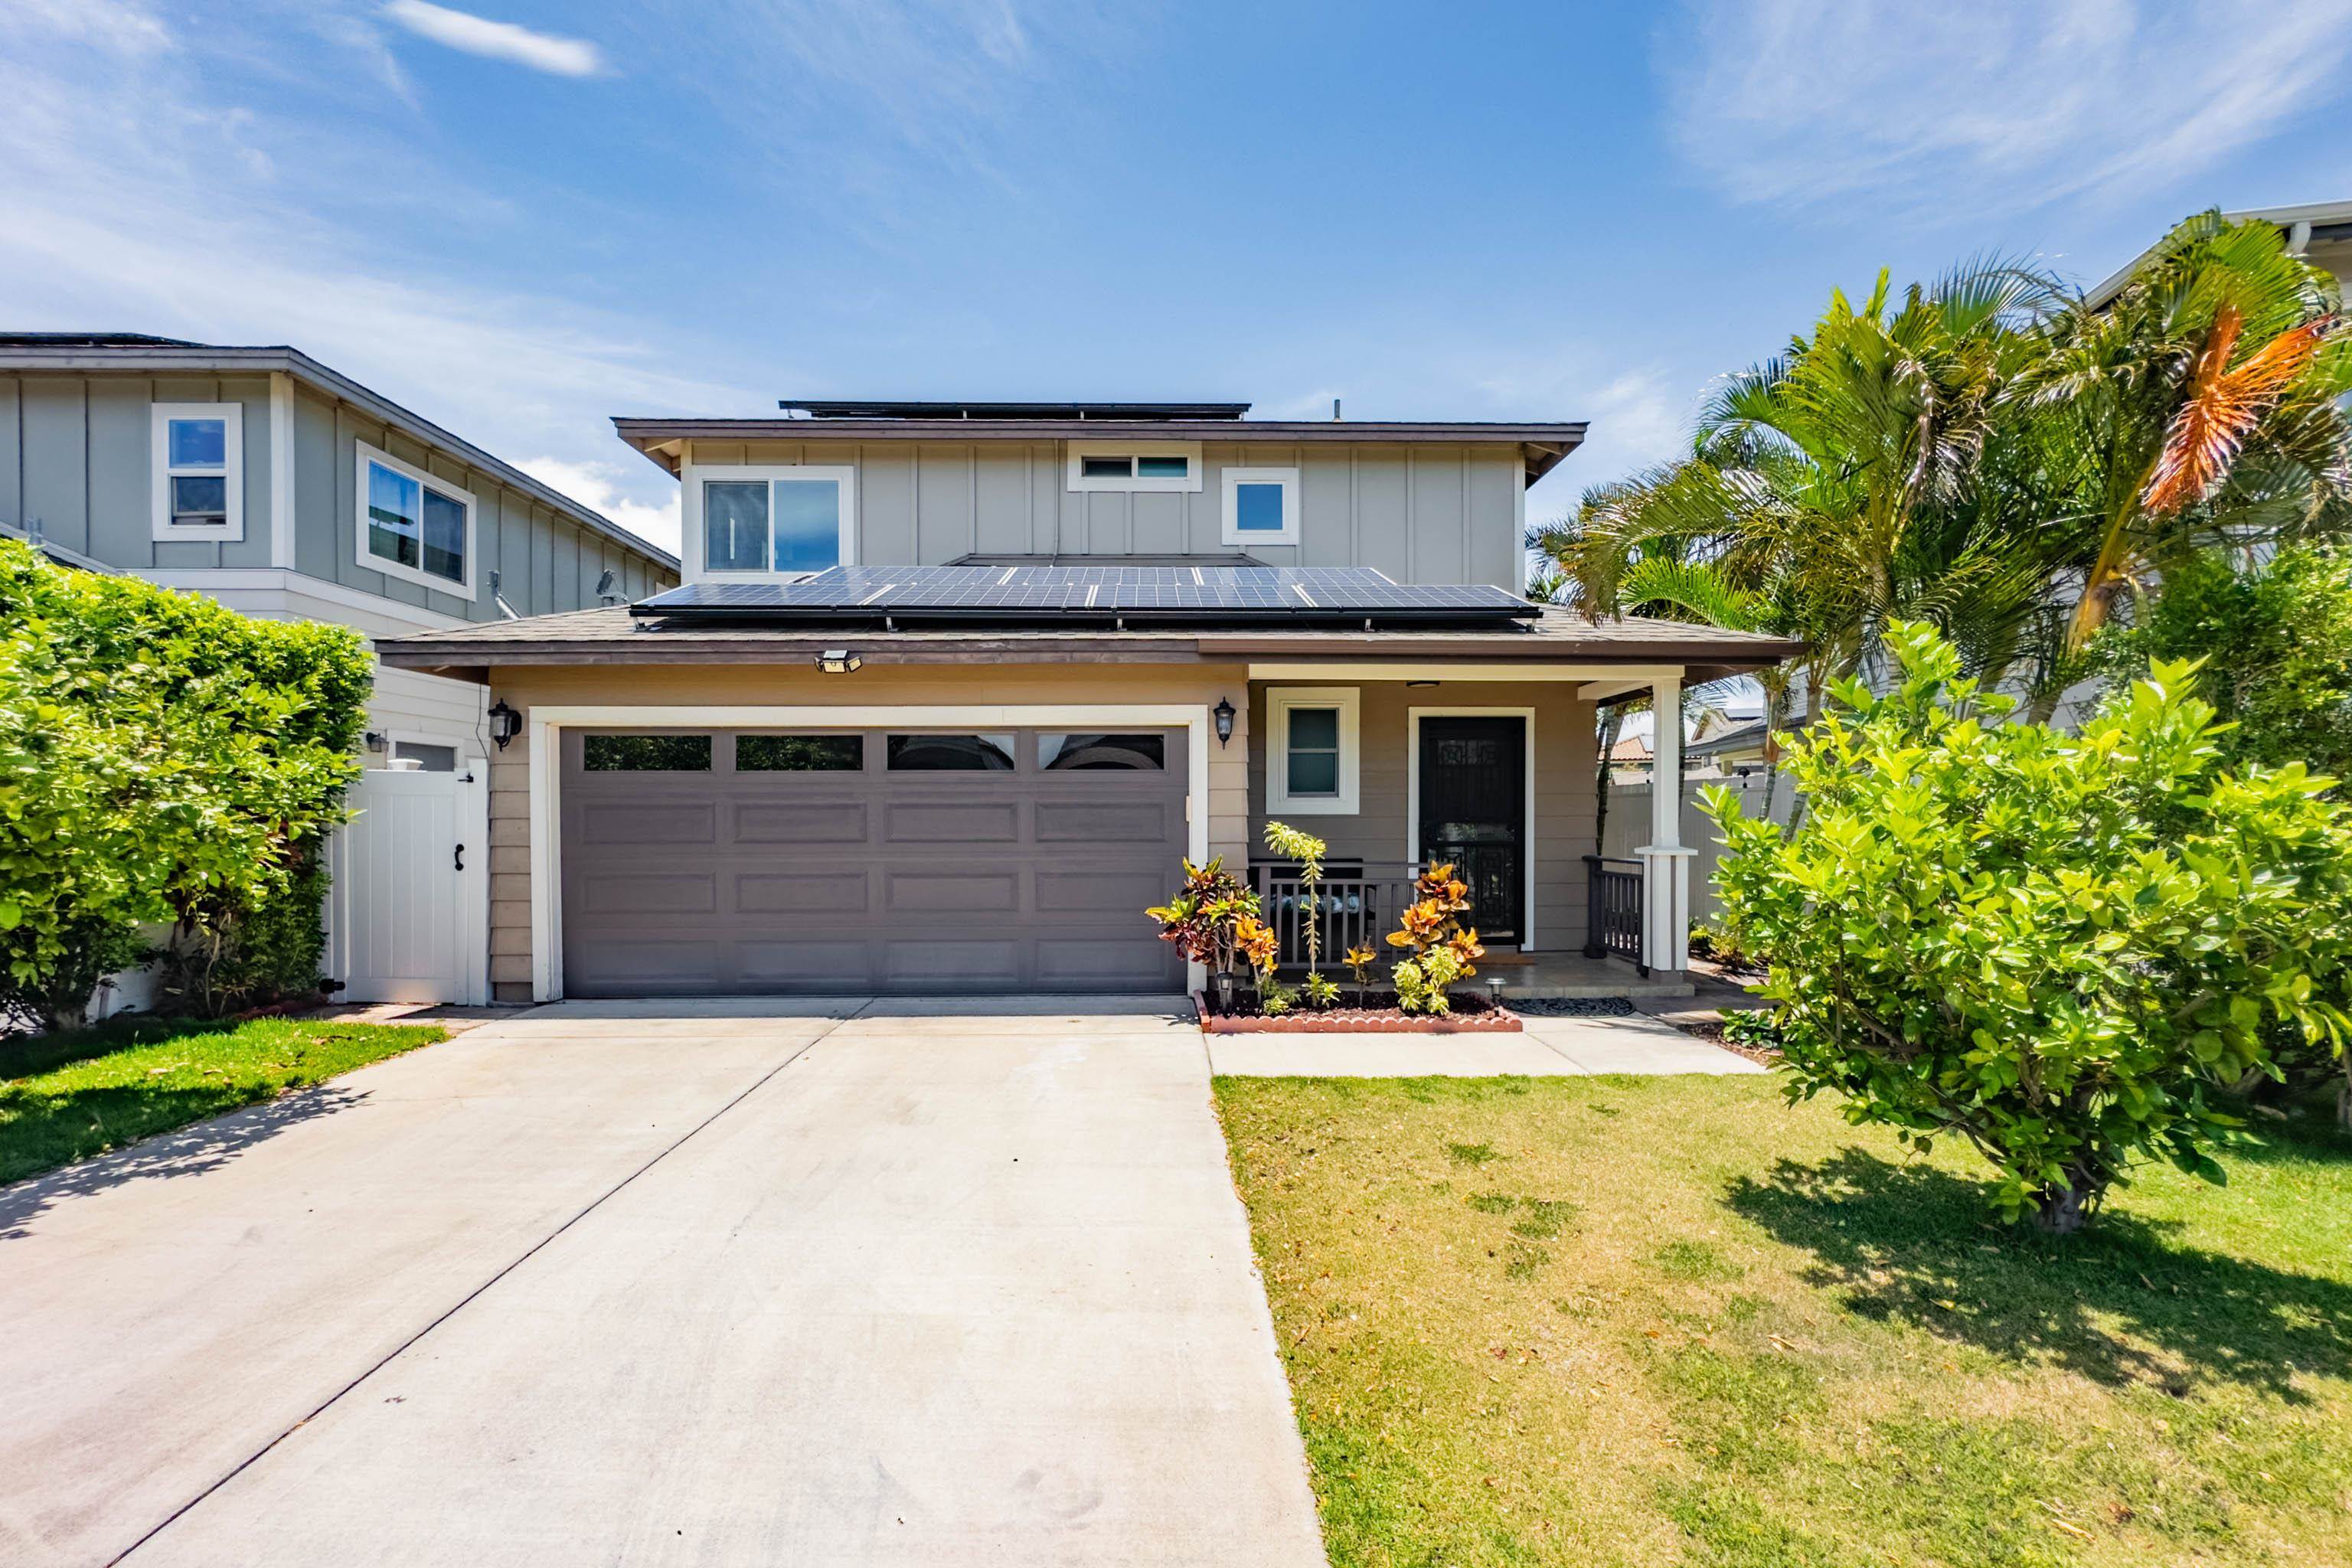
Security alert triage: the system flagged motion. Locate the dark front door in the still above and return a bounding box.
[1416,717,1526,944]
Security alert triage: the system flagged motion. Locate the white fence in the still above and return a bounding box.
[1602,773,1796,926]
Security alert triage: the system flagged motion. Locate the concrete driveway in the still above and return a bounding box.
[0,999,1326,1567]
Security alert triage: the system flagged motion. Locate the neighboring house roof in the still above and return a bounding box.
[0,335,679,573]
[779,400,1254,420]
[376,603,1804,682]
[1608,733,1651,763]
[612,414,1589,485]
[1683,715,1771,758]
[2086,198,2352,305]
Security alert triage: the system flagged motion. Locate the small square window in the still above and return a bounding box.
[170,474,228,527]
[1222,466,1299,545]
[152,402,242,541]
[1285,709,1341,797]
[168,418,226,468]
[1269,688,1357,815]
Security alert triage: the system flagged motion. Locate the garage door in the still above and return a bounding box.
[559,727,1187,996]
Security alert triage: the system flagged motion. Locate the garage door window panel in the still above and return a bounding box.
[583,734,713,772]
[1038,733,1165,771]
[887,733,1018,771]
[737,734,862,771]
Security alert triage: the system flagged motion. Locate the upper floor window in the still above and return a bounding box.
[688,466,854,582]
[358,442,476,598]
[150,403,243,541]
[1066,440,1202,493]
[1222,466,1299,546]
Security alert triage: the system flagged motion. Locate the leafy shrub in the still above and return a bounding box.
[1706,621,2352,1232]
[0,541,370,1030]
[1385,863,1485,1014]
[1146,857,1265,988]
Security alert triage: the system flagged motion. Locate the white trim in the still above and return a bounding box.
[1065,439,1203,493]
[135,567,472,632]
[1406,705,1539,950]
[268,373,295,569]
[524,703,1214,1002]
[1221,465,1301,547]
[1640,675,1687,972]
[1245,662,1687,683]
[681,462,858,584]
[150,402,243,542]
[356,441,479,600]
[1265,686,1360,815]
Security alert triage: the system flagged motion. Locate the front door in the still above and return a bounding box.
[1416,716,1526,945]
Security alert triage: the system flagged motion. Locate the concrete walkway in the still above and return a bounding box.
[1204,1008,1767,1076]
[0,999,1325,1567]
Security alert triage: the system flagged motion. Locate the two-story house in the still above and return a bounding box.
[0,333,680,1003]
[375,399,1798,1004]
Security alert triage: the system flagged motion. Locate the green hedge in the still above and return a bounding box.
[0,538,371,1029]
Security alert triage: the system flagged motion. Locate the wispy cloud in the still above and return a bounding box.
[383,1,606,77]
[1661,0,2352,214]
[517,457,682,552]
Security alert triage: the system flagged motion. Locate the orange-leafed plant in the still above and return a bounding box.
[1384,863,1481,1013]
[1342,943,1379,1008]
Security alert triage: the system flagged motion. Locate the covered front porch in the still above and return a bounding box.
[1231,658,1713,992]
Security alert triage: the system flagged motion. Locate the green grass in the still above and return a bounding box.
[0,1014,446,1186]
[1214,1074,2352,1568]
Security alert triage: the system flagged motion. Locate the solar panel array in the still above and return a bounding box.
[633,564,1535,623]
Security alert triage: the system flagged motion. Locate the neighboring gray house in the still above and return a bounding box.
[379,399,1798,1002]
[0,332,679,1008]
[0,333,679,769]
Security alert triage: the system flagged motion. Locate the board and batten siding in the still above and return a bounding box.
[477,662,1251,1002]
[0,371,670,617]
[1246,679,1597,952]
[686,439,1528,590]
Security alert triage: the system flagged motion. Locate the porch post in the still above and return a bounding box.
[1637,675,1693,973]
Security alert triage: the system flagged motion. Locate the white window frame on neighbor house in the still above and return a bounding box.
[681,462,858,584]
[356,442,479,599]
[525,702,1214,1001]
[1221,465,1300,546]
[1266,686,1359,815]
[1065,440,1204,493]
[1406,704,1538,949]
[151,402,244,542]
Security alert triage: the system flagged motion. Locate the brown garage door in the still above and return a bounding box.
[559,727,1187,996]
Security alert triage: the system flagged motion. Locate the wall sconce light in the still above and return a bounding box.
[1214,697,1236,747]
[487,699,521,750]
[363,730,387,754]
[815,648,863,675]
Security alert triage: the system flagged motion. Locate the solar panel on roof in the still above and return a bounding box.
[631,564,1535,626]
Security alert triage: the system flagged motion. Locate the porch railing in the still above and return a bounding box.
[1250,862,1423,967]
[1582,854,1647,975]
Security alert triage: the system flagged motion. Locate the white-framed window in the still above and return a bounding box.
[683,465,857,583]
[1221,466,1299,546]
[1266,687,1359,815]
[151,403,243,541]
[356,442,478,598]
[1065,440,1203,493]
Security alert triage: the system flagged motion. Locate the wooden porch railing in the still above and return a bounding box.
[1582,854,1647,975]
[1249,862,1423,968]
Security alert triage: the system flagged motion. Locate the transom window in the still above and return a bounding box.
[736,734,862,771]
[357,443,476,597]
[150,402,243,541]
[1266,687,1360,815]
[691,466,855,581]
[1038,732,1165,770]
[887,733,1017,771]
[1066,440,1202,493]
[583,734,713,772]
[1222,466,1299,546]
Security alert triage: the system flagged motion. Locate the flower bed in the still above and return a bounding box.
[1192,991,1523,1034]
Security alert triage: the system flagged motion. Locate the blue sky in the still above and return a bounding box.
[5,0,2350,554]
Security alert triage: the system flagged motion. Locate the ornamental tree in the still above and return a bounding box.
[1707,621,2352,1231]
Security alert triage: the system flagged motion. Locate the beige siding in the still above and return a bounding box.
[479,662,1251,1001]
[1246,680,1597,952]
[691,439,1527,589]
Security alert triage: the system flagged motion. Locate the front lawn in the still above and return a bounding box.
[0,1015,446,1186]
[1215,1074,2352,1568]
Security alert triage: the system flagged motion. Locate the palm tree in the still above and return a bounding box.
[2012,211,2352,665]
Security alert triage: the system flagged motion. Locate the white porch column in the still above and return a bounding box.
[1636,675,1694,973]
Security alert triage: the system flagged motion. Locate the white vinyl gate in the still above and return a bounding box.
[328,765,489,1004]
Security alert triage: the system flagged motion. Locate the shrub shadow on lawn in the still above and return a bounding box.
[0,1083,367,1240]
[1725,1148,2352,1401]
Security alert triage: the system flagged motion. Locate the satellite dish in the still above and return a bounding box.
[596,569,619,603]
